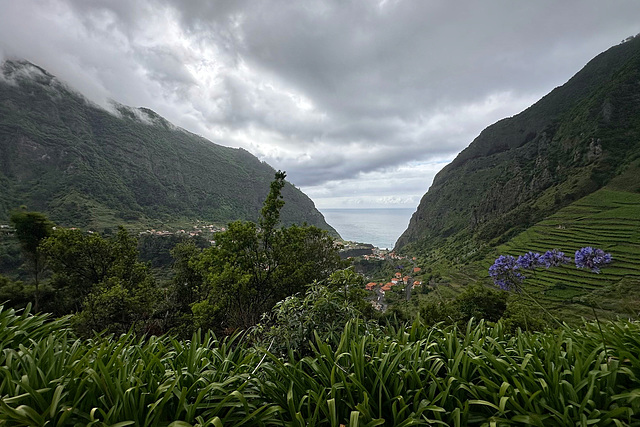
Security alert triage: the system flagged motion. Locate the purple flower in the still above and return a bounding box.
[574,247,612,273]
[489,255,525,292]
[516,252,544,270]
[541,249,571,268]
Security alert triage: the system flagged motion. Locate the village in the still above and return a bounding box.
[338,241,427,311]
[140,222,226,238]
[365,267,423,294]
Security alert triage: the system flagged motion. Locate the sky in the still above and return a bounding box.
[1,1,639,209]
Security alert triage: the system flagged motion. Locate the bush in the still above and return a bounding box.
[253,279,376,356]
[420,285,509,327]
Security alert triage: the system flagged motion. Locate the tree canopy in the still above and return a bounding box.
[42,227,159,335]
[191,171,345,333]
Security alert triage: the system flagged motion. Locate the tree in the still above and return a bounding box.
[164,241,206,337]
[42,226,161,335]
[193,171,344,333]
[452,284,507,323]
[10,211,53,312]
[169,241,205,311]
[40,228,118,313]
[325,267,375,318]
[271,225,347,297]
[259,170,286,247]
[73,274,160,337]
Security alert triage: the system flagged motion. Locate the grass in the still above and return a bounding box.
[1,306,640,425]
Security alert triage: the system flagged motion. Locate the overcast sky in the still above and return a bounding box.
[1,1,639,209]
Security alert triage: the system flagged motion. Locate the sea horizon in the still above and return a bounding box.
[320,207,415,250]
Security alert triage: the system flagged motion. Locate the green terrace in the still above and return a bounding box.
[489,188,640,320]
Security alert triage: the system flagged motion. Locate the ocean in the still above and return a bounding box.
[320,208,415,250]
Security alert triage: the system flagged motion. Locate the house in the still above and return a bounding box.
[365,282,377,291]
[395,272,402,278]
[413,267,421,273]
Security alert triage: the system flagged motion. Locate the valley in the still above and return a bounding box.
[1,5,640,424]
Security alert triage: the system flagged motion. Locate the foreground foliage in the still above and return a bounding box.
[1,305,639,426]
[189,171,344,335]
[1,172,343,338]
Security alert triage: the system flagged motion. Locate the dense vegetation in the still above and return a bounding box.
[1,304,639,425]
[0,59,335,234]
[4,197,637,424]
[0,172,343,338]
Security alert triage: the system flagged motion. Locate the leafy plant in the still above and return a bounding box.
[1,306,639,425]
[192,172,344,334]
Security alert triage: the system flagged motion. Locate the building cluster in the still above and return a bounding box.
[140,224,226,237]
[362,250,408,261]
[366,269,423,295]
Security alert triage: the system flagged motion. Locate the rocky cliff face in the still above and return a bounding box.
[0,60,336,234]
[396,37,640,252]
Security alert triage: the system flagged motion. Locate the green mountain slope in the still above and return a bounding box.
[0,60,336,233]
[394,37,640,319]
[477,160,640,319]
[396,36,640,255]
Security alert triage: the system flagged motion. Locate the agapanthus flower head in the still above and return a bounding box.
[489,255,525,292]
[574,247,612,273]
[516,252,544,270]
[541,249,571,268]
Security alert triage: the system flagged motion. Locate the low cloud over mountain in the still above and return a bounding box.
[1,0,639,207]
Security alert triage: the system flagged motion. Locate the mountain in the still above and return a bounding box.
[396,36,640,255]
[0,60,336,234]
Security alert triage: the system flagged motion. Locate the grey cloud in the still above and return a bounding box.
[1,0,640,208]
[138,47,196,89]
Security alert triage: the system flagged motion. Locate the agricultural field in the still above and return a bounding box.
[488,188,640,321]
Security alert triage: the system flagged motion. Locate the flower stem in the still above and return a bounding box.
[518,286,563,329]
[591,305,610,359]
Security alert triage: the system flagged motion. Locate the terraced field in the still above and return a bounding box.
[490,188,640,320]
